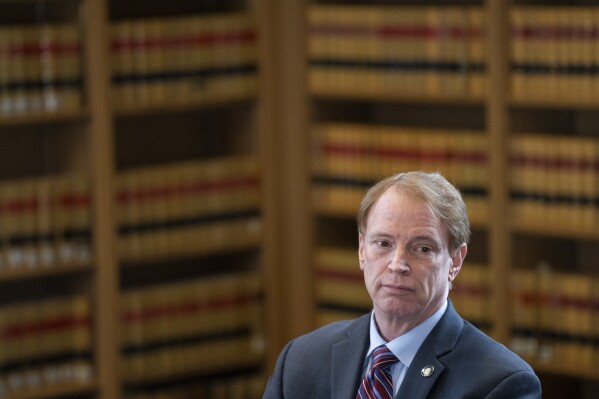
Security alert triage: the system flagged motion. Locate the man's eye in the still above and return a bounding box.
[417,246,432,253]
[376,241,390,248]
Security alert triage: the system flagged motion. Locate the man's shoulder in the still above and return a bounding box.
[458,320,534,372]
[290,313,370,352]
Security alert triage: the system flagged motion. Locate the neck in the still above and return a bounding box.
[374,302,444,341]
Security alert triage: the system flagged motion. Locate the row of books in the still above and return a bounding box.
[511,7,599,103]
[0,174,91,274]
[511,267,599,370]
[125,374,264,399]
[0,155,262,274]
[510,133,599,236]
[121,271,264,383]
[0,24,82,116]
[311,123,489,225]
[315,246,370,322]
[111,12,258,109]
[123,335,263,384]
[0,359,92,399]
[314,246,490,327]
[0,271,264,381]
[116,155,262,262]
[308,5,486,99]
[0,11,259,116]
[0,295,91,365]
[120,272,262,348]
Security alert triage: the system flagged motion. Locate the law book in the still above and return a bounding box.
[111,20,134,109]
[0,26,10,115]
[129,19,150,106]
[144,18,167,107]
[417,129,452,176]
[212,12,258,68]
[55,24,82,112]
[510,8,527,101]
[121,333,262,383]
[0,295,91,363]
[556,135,592,234]
[444,7,471,97]
[510,134,548,231]
[593,7,599,102]
[39,24,60,112]
[467,7,485,99]
[315,246,370,310]
[36,179,56,271]
[511,268,539,332]
[555,8,575,103]
[524,8,552,101]
[570,7,594,103]
[422,6,443,97]
[450,262,489,325]
[6,26,27,114]
[23,26,43,113]
[312,123,379,181]
[121,272,261,347]
[1,179,27,271]
[544,274,594,370]
[63,175,91,266]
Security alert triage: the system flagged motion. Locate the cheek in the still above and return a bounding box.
[419,262,447,288]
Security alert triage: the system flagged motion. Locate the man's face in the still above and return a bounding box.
[358,188,465,327]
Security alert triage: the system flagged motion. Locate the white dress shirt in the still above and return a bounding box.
[362,300,448,395]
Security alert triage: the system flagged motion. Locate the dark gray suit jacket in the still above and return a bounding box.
[263,302,541,399]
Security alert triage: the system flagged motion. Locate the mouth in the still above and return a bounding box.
[381,283,414,294]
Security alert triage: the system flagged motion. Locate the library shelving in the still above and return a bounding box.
[0,0,282,399]
[305,0,491,335]
[1,0,599,398]
[271,1,599,399]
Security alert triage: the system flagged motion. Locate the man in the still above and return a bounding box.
[263,171,541,399]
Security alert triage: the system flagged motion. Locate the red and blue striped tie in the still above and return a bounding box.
[356,345,398,399]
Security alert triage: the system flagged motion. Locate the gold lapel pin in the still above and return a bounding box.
[421,366,434,377]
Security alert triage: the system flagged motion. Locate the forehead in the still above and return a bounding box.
[366,189,444,234]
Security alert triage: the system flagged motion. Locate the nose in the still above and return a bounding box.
[388,246,409,274]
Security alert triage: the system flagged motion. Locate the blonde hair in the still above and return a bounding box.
[357,171,470,251]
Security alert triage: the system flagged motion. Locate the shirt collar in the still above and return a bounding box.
[367,300,447,367]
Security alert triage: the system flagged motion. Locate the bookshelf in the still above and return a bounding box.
[0,0,281,399]
[1,1,598,399]
[272,0,599,399]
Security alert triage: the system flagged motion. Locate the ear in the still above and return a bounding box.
[358,233,365,271]
[449,243,467,282]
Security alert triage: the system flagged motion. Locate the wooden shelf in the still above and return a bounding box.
[122,361,263,389]
[511,224,599,242]
[4,381,97,399]
[0,110,89,128]
[0,262,91,283]
[119,239,262,268]
[524,357,599,382]
[312,92,485,106]
[510,98,599,111]
[113,94,257,118]
[2,1,598,398]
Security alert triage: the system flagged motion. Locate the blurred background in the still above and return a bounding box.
[0,0,598,398]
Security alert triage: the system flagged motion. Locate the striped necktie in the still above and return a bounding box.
[356,344,399,399]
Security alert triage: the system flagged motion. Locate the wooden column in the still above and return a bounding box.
[271,0,314,342]
[255,0,285,371]
[486,0,511,344]
[83,0,121,398]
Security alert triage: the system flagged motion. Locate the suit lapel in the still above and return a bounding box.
[395,301,464,399]
[331,314,370,399]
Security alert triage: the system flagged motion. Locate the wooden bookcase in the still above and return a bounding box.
[1,0,598,399]
[0,0,282,398]
[273,1,599,399]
